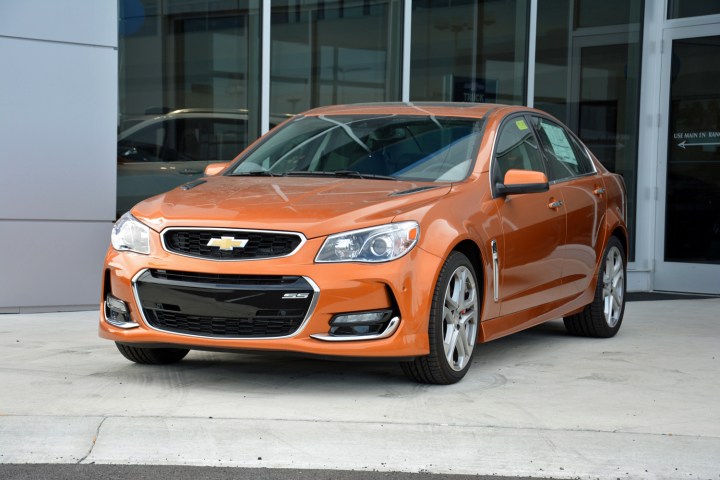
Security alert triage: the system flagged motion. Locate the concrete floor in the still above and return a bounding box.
[0,298,719,479]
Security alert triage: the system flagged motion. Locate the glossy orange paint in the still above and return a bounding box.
[100,103,627,363]
[503,169,549,186]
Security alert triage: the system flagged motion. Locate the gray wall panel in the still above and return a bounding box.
[0,0,117,47]
[0,37,117,221]
[0,221,112,310]
[0,0,117,311]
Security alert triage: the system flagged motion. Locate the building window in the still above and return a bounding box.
[270,0,403,115]
[410,0,529,104]
[534,0,643,260]
[667,1,720,20]
[574,0,642,28]
[118,0,261,218]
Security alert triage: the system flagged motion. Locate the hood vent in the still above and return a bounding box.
[181,179,207,190]
[389,185,440,197]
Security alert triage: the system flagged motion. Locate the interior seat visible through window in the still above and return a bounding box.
[493,116,547,186]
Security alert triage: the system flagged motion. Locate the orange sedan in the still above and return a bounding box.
[100,103,627,384]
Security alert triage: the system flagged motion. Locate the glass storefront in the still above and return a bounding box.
[270,0,402,115]
[118,0,644,246]
[410,0,528,104]
[668,1,720,19]
[118,0,261,217]
[119,1,261,132]
[665,35,720,264]
[534,0,643,259]
[118,0,403,218]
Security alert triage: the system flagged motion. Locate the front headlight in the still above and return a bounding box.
[315,221,419,263]
[111,213,150,254]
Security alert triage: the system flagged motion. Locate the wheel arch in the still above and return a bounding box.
[446,238,496,323]
[451,239,485,288]
[610,225,629,261]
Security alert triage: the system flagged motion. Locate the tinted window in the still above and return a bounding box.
[494,117,546,184]
[118,122,166,163]
[567,133,595,173]
[411,0,529,104]
[533,117,593,180]
[118,117,247,163]
[271,0,402,114]
[230,115,483,182]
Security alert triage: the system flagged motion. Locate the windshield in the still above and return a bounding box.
[228,114,484,182]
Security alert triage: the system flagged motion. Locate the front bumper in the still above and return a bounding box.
[99,235,442,358]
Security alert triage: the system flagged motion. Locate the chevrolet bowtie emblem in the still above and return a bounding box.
[206,236,249,251]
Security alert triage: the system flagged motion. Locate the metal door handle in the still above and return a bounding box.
[548,200,563,209]
[594,187,606,196]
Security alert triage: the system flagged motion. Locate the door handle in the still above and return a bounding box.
[594,187,606,196]
[548,200,563,209]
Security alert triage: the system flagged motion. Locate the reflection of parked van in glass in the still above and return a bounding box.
[116,109,291,218]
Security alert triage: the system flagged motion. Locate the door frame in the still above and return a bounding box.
[654,23,720,294]
[568,31,641,134]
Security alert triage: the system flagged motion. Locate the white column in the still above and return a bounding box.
[526,0,538,107]
[261,0,271,134]
[401,0,412,102]
[628,0,665,291]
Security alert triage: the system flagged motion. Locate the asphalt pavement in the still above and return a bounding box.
[1,297,719,479]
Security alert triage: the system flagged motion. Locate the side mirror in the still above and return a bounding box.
[496,169,549,196]
[204,162,230,176]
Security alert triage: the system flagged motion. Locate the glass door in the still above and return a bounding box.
[568,32,641,259]
[655,26,720,294]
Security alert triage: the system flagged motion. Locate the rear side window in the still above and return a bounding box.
[532,116,594,180]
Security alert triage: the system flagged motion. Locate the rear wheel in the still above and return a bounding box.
[401,251,480,384]
[564,236,626,338]
[115,343,189,364]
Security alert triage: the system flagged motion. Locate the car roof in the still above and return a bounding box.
[300,102,524,119]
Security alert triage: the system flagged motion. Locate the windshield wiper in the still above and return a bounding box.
[333,170,397,180]
[285,170,396,181]
[229,170,280,177]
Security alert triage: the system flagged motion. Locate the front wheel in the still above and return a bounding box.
[564,236,626,338]
[115,343,189,364]
[401,251,480,384]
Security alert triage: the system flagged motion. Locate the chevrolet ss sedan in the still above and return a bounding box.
[101,103,627,384]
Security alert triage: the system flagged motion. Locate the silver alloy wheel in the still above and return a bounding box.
[603,245,625,328]
[442,265,479,371]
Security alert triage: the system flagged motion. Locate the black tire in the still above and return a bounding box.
[115,343,189,364]
[401,251,480,384]
[564,236,626,338]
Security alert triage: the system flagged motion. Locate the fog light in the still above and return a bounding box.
[104,293,138,329]
[329,310,392,336]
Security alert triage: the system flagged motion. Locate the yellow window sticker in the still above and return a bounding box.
[516,119,528,131]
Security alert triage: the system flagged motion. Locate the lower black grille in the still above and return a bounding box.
[135,269,315,338]
[144,309,306,337]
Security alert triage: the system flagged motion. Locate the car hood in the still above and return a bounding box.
[131,176,451,239]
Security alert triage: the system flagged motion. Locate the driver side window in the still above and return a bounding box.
[493,116,546,185]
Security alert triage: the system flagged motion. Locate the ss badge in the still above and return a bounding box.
[282,293,310,299]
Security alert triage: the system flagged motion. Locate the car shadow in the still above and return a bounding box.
[107,319,574,392]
